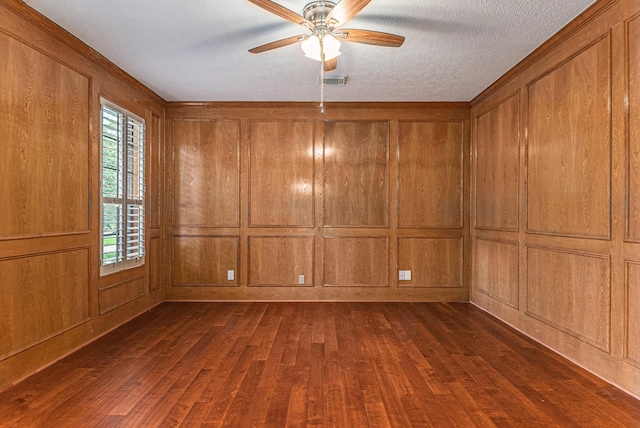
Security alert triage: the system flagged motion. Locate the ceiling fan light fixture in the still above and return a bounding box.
[301,33,341,62]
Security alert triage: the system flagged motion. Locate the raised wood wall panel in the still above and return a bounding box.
[398,122,463,228]
[0,249,90,359]
[249,121,314,227]
[628,16,640,242]
[99,276,145,315]
[149,114,162,229]
[526,246,611,352]
[0,1,164,391]
[0,32,89,237]
[397,238,463,287]
[323,121,389,227]
[166,105,470,301]
[471,0,640,399]
[323,237,388,287]
[526,37,611,239]
[148,236,161,292]
[172,120,240,227]
[626,261,640,366]
[474,238,519,308]
[474,94,520,231]
[248,237,314,286]
[173,236,239,286]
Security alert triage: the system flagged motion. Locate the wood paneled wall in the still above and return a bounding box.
[0,0,164,390]
[9,0,638,401]
[165,104,471,302]
[471,0,640,398]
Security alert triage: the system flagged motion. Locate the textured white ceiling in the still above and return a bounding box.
[23,0,597,102]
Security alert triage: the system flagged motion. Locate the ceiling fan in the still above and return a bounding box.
[247,0,405,72]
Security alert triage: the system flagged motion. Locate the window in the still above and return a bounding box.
[100,99,145,275]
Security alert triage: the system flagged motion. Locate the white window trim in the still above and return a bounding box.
[100,98,146,276]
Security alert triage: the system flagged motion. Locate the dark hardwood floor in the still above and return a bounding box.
[0,302,639,427]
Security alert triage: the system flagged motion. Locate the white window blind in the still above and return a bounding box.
[101,100,145,275]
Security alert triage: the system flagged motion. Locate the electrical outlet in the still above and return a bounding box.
[298,274,305,285]
[399,270,412,281]
[227,270,235,281]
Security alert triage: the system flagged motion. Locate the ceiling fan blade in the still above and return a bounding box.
[326,0,372,28]
[339,29,405,47]
[324,57,338,72]
[248,0,313,27]
[249,35,305,54]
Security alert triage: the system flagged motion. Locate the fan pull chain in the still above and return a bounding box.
[320,36,325,114]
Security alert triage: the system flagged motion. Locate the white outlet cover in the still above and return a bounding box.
[227,270,234,281]
[298,274,305,285]
[399,270,411,281]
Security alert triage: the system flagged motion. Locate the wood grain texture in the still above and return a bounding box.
[148,236,161,293]
[248,236,313,286]
[0,249,90,359]
[149,114,162,229]
[398,121,463,228]
[323,121,389,227]
[249,121,314,227]
[526,246,610,352]
[397,237,463,287]
[1,302,639,427]
[626,261,640,367]
[0,0,165,395]
[527,38,611,239]
[98,276,145,315]
[628,15,640,241]
[165,104,470,301]
[173,236,239,286]
[474,238,519,308]
[474,94,520,231]
[173,120,240,227]
[471,0,640,402]
[323,237,388,286]
[0,32,89,237]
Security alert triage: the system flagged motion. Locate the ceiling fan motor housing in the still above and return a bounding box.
[303,1,337,33]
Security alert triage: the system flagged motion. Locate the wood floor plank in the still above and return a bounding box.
[305,343,326,427]
[0,302,638,427]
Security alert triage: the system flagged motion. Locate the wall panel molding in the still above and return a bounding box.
[149,113,163,230]
[626,14,640,242]
[323,236,389,287]
[148,236,161,293]
[248,236,314,287]
[471,0,640,399]
[249,120,315,227]
[526,35,611,240]
[99,276,145,315]
[625,260,640,367]
[0,248,91,361]
[172,120,240,228]
[526,245,611,353]
[473,93,520,232]
[0,0,165,392]
[474,238,519,308]
[0,31,90,238]
[323,121,390,228]
[172,235,240,287]
[397,121,464,229]
[166,106,470,300]
[397,237,463,288]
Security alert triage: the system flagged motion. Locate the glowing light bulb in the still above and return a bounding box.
[301,33,341,61]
